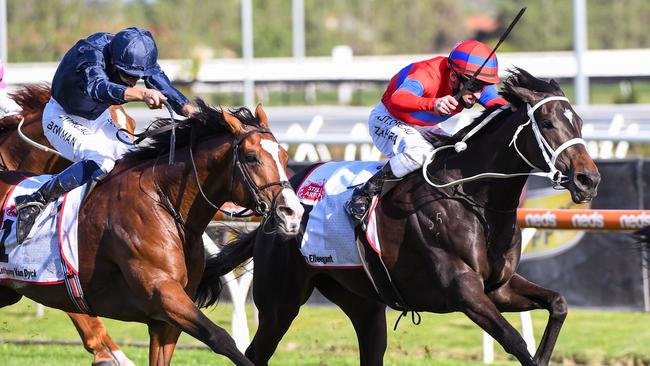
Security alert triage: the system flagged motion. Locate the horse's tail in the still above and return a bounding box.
[195,229,257,308]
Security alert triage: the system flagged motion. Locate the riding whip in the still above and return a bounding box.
[453,7,527,102]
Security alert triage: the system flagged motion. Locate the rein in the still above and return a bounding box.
[422,97,586,189]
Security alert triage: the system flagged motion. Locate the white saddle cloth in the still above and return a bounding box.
[0,175,84,284]
[296,161,383,268]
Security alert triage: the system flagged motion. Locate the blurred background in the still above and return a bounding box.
[2,1,650,365]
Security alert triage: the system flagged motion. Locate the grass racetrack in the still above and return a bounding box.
[2,298,650,365]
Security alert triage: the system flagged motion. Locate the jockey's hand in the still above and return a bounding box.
[142,89,167,109]
[434,95,458,115]
[181,104,198,117]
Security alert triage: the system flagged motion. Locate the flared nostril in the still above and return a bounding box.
[575,173,593,190]
[278,205,295,218]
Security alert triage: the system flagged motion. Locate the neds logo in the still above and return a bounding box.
[524,211,557,227]
[620,212,650,229]
[571,212,604,228]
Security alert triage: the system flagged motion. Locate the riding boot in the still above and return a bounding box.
[15,160,103,244]
[345,163,396,228]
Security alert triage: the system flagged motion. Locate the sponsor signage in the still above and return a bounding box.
[518,209,650,231]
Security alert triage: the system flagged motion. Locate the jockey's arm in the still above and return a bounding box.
[478,84,508,108]
[83,64,130,105]
[388,69,440,114]
[143,67,193,117]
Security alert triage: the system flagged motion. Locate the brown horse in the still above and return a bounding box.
[0,84,139,366]
[199,68,601,366]
[0,99,303,365]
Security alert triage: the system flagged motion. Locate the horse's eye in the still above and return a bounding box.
[541,119,554,129]
[245,154,259,164]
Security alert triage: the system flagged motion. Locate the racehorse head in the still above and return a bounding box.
[221,104,304,235]
[501,67,600,203]
[123,100,303,236]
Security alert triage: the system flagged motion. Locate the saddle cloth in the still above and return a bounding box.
[296,161,383,268]
[0,175,84,284]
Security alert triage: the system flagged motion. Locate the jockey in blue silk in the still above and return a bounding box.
[14,27,197,244]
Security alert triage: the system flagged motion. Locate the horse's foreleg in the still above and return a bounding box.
[147,279,253,366]
[67,312,135,366]
[452,271,537,366]
[147,320,181,366]
[315,276,387,366]
[487,273,567,366]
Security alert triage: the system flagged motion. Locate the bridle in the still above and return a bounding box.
[228,128,292,216]
[423,96,586,188]
[510,96,586,187]
[189,125,292,218]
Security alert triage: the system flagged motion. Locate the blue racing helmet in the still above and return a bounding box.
[109,27,158,77]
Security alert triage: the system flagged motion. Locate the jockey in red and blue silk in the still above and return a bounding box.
[382,41,506,126]
[346,40,508,226]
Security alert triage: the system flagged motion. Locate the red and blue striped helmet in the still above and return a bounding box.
[448,40,500,84]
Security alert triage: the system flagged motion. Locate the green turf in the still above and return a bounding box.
[2,298,650,365]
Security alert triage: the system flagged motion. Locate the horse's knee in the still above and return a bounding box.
[548,293,568,320]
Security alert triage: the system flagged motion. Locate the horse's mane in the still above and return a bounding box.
[422,67,561,146]
[500,67,562,106]
[123,99,262,161]
[9,83,51,113]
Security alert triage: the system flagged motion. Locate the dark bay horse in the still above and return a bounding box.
[0,84,138,366]
[199,68,601,366]
[0,100,303,366]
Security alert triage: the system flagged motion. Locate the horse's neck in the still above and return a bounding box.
[151,141,232,235]
[441,108,531,211]
[15,121,62,173]
[1,131,30,171]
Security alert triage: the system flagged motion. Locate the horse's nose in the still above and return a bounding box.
[574,169,600,196]
[277,203,304,232]
[278,205,296,219]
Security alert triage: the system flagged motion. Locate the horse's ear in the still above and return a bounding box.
[549,79,565,95]
[222,110,245,136]
[508,86,543,105]
[255,104,270,129]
